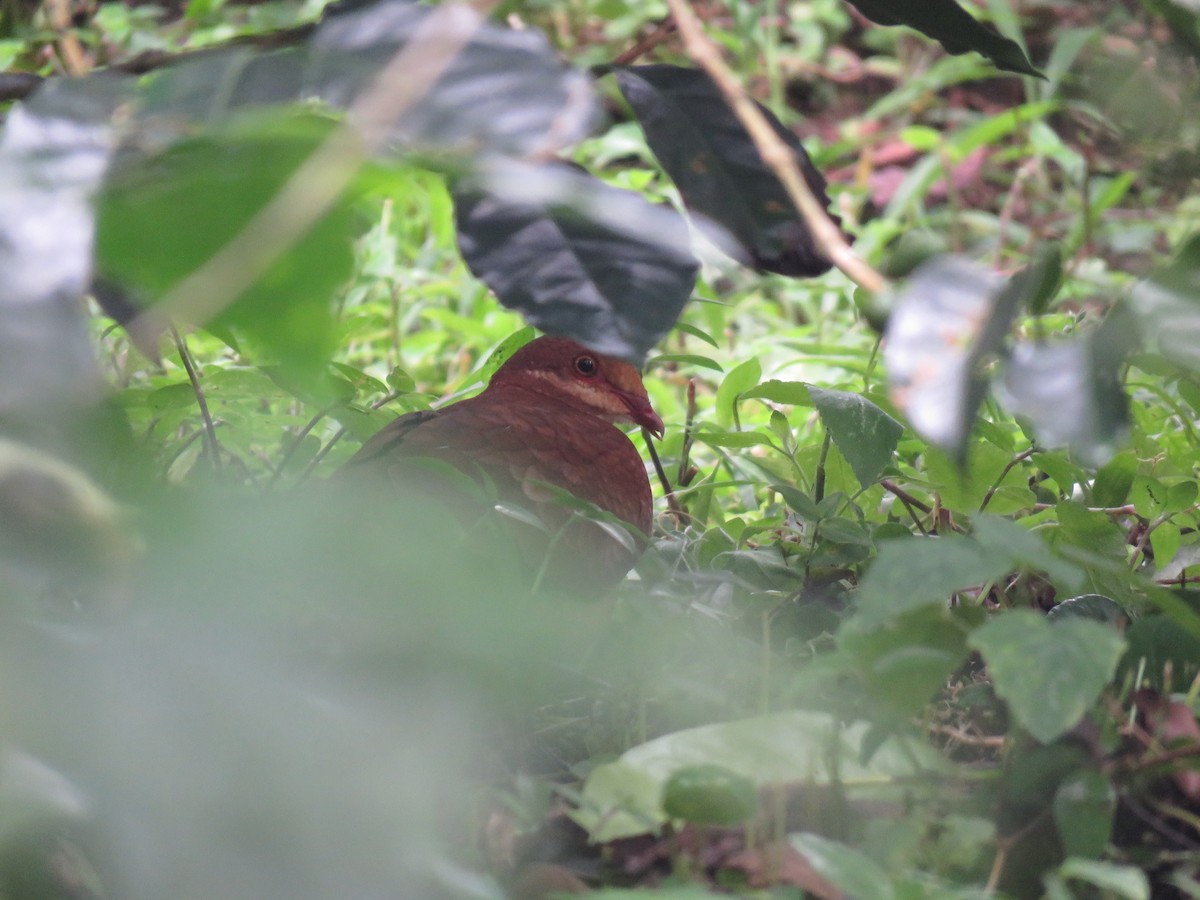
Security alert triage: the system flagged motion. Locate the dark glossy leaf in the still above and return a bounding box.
[998,305,1134,467]
[969,611,1125,743]
[0,77,128,424]
[453,164,697,362]
[808,386,903,488]
[1046,594,1128,628]
[613,64,835,277]
[1011,241,1064,316]
[96,114,357,381]
[136,0,598,160]
[884,256,1014,461]
[1130,233,1200,372]
[845,0,1043,77]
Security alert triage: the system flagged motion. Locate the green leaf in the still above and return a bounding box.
[1151,521,1182,571]
[790,833,896,900]
[692,429,772,448]
[839,606,972,718]
[1053,769,1115,859]
[969,611,1126,743]
[95,113,356,383]
[673,321,720,348]
[647,353,724,373]
[1046,594,1128,628]
[808,386,903,488]
[972,515,1083,590]
[1054,858,1149,900]
[715,357,762,425]
[661,764,758,825]
[741,379,813,405]
[853,534,1015,628]
[1092,451,1137,508]
[573,711,944,840]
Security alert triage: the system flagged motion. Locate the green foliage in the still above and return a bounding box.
[4,0,1200,896]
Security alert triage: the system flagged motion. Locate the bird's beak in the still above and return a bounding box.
[621,393,665,440]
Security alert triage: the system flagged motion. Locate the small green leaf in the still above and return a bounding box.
[1092,451,1137,508]
[742,379,813,405]
[647,353,724,373]
[662,764,758,825]
[1053,769,1115,859]
[969,611,1126,743]
[808,386,904,488]
[790,833,896,900]
[715,357,762,425]
[673,321,720,348]
[1151,521,1182,571]
[1055,858,1149,900]
[854,534,1015,628]
[692,429,772,448]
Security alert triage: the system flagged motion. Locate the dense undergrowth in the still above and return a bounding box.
[3,0,1200,897]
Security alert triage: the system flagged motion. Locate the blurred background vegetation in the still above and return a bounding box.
[3,0,1200,897]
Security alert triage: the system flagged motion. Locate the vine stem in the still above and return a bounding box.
[662,0,886,295]
[171,326,222,475]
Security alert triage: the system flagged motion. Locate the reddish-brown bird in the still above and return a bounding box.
[342,336,663,590]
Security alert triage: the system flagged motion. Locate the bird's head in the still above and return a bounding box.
[489,336,665,438]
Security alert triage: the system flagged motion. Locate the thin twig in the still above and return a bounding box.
[270,404,338,485]
[978,447,1035,512]
[676,378,697,487]
[612,18,677,66]
[662,0,886,295]
[644,429,684,527]
[170,326,222,475]
[813,430,831,505]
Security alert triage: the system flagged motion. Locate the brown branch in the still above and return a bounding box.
[662,0,886,295]
[612,18,677,66]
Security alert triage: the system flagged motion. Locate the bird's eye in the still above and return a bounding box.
[574,355,598,377]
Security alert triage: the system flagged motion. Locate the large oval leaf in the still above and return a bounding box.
[572,710,945,841]
[969,611,1126,744]
[613,64,835,277]
[454,163,697,362]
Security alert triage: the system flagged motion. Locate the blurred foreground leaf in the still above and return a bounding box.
[574,711,944,841]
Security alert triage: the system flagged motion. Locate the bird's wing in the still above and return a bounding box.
[344,387,652,536]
